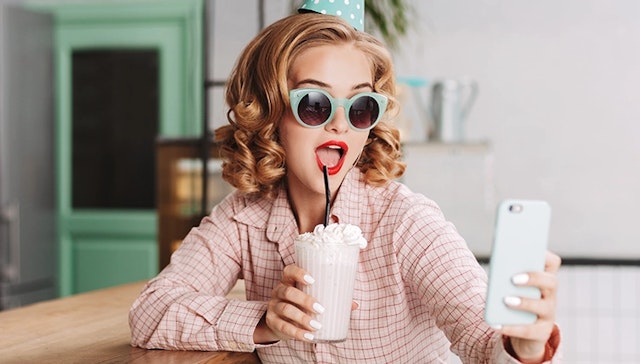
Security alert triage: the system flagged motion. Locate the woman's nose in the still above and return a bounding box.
[324,106,349,133]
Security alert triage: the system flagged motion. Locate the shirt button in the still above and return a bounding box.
[239,344,251,351]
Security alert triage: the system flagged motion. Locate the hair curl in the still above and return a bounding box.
[214,13,406,199]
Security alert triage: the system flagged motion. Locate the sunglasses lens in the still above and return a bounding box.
[297,91,331,126]
[349,95,380,129]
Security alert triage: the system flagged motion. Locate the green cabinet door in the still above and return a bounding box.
[27,0,203,296]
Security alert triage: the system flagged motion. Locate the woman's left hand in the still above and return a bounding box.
[499,251,562,363]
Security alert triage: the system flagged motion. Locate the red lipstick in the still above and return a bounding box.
[315,140,348,175]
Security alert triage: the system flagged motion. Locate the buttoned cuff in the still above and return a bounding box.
[216,299,268,352]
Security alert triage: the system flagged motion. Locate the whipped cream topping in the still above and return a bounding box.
[296,223,367,249]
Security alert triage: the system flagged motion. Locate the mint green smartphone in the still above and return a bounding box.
[484,199,551,327]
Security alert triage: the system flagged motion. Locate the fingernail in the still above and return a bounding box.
[491,324,503,330]
[303,332,314,341]
[303,274,315,284]
[504,296,522,307]
[512,273,529,285]
[353,300,360,309]
[310,320,322,330]
[313,302,325,314]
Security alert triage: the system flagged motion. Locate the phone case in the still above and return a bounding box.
[484,199,551,326]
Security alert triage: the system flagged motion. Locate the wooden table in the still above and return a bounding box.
[0,281,260,363]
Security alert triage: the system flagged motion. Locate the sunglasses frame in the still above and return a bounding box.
[289,88,388,131]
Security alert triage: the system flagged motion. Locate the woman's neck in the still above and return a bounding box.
[289,195,327,234]
[286,184,329,234]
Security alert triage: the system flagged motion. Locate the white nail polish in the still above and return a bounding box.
[512,273,529,285]
[303,332,314,341]
[504,296,522,306]
[304,274,315,284]
[310,320,322,330]
[313,302,325,314]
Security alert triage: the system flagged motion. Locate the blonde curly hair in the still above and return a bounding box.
[214,13,406,199]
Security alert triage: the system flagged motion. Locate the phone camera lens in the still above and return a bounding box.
[509,204,523,213]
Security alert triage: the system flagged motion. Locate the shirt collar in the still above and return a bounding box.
[232,166,366,244]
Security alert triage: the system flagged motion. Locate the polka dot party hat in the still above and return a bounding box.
[298,0,365,31]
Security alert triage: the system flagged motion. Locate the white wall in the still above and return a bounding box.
[208,0,640,258]
[393,0,640,258]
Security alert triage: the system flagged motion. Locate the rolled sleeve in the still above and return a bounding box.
[216,299,269,352]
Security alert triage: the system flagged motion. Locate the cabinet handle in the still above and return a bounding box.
[0,203,20,283]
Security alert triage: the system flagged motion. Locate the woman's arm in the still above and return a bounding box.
[394,196,562,363]
[129,197,267,352]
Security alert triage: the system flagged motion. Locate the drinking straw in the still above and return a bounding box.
[323,165,330,226]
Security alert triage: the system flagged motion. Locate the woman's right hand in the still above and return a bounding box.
[254,264,324,343]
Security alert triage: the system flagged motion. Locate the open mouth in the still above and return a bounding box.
[315,141,348,175]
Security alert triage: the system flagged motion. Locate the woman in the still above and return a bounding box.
[129,12,561,363]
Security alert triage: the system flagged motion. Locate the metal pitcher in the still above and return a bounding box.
[429,78,478,142]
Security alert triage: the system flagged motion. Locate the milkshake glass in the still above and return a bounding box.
[294,223,366,342]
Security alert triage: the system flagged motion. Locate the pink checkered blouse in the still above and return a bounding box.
[129,168,560,363]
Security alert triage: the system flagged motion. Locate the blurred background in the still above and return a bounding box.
[1,0,638,362]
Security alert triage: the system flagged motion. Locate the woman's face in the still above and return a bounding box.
[280,43,373,198]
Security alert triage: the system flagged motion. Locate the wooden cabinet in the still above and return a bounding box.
[156,138,233,269]
[27,0,204,295]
